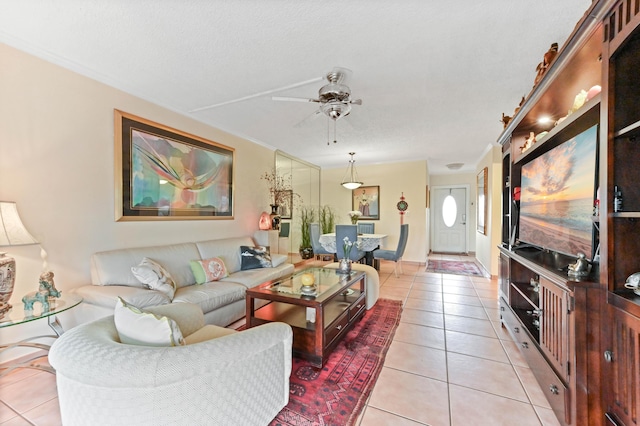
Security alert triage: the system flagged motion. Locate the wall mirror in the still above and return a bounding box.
[275,150,320,255]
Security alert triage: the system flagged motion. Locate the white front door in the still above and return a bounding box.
[432,187,467,253]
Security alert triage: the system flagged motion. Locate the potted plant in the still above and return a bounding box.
[319,205,336,234]
[299,206,315,259]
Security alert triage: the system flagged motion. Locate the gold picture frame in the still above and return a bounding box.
[477,167,488,234]
[115,110,235,221]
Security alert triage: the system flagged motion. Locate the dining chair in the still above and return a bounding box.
[335,225,366,263]
[373,224,409,277]
[309,223,333,260]
[357,222,375,234]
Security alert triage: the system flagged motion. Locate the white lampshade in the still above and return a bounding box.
[0,202,38,247]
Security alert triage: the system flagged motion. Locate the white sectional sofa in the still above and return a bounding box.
[73,236,295,326]
[50,302,293,426]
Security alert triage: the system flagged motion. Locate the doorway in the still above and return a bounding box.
[431,186,468,253]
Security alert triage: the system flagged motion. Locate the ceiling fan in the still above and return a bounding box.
[272,67,362,121]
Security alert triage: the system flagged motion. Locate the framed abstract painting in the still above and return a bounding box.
[115,110,234,221]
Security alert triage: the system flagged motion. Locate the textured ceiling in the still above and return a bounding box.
[0,0,591,173]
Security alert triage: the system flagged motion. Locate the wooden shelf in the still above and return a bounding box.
[514,94,600,165]
[497,4,605,147]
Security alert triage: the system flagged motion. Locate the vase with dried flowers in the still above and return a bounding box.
[260,168,296,230]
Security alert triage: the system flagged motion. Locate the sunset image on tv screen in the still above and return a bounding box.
[519,124,598,258]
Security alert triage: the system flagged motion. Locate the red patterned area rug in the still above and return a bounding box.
[426,259,485,277]
[270,298,403,426]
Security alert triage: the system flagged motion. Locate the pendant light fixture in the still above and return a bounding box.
[341,152,363,190]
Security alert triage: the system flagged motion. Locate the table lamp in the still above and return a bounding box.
[0,201,38,315]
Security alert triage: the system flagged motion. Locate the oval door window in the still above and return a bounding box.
[442,195,457,227]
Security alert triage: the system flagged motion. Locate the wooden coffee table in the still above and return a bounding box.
[246,267,366,368]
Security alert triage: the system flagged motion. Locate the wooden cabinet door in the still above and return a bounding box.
[604,305,640,426]
[540,277,571,381]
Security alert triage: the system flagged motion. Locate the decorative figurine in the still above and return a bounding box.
[501,112,512,129]
[22,271,61,312]
[501,97,525,129]
[568,253,591,278]
[534,43,559,85]
[514,96,525,115]
[520,132,536,153]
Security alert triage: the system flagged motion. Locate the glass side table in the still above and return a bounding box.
[0,294,82,377]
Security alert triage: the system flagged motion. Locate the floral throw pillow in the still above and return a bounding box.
[131,257,176,300]
[240,246,272,270]
[190,257,229,284]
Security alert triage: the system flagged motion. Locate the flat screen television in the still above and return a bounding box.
[518,124,598,260]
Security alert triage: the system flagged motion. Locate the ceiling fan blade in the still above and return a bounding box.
[189,76,323,112]
[272,96,320,103]
[293,109,322,128]
[350,99,363,105]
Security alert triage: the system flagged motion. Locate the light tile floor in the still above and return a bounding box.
[0,254,561,425]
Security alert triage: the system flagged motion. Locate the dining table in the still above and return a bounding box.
[318,233,388,269]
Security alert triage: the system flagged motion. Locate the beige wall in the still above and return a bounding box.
[0,43,280,350]
[321,161,428,263]
[474,146,503,276]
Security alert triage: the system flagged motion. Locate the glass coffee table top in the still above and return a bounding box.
[261,267,363,300]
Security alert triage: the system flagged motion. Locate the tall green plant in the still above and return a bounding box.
[319,205,336,234]
[299,206,316,249]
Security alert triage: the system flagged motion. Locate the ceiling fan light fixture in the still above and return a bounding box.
[321,101,351,121]
[341,152,363,189]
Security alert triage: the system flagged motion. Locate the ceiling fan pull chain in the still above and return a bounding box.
[327,118,330,145]
[333,120,337,144]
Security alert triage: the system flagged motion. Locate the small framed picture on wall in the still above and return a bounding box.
[352,186,380,220]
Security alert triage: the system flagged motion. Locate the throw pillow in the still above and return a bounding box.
[114,297,185,347]
[190,257,229,284]
[271,253,287,268]
[131,257,176,300]
[240,245,272,270]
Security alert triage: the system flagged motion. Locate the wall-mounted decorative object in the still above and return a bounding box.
[352,186,379,220]
[426,185,430,208]
[115,110,234,221]
[477,167,488,235]
[397,193,408,224]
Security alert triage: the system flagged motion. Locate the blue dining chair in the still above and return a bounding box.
[357,222,375,234]
[310,223,333,260]
[373,224,409,277]
[335,225,366,263]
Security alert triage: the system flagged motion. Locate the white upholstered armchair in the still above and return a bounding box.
[49,303,292,426]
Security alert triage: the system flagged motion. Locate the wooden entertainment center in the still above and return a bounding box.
[498,1,640,425]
